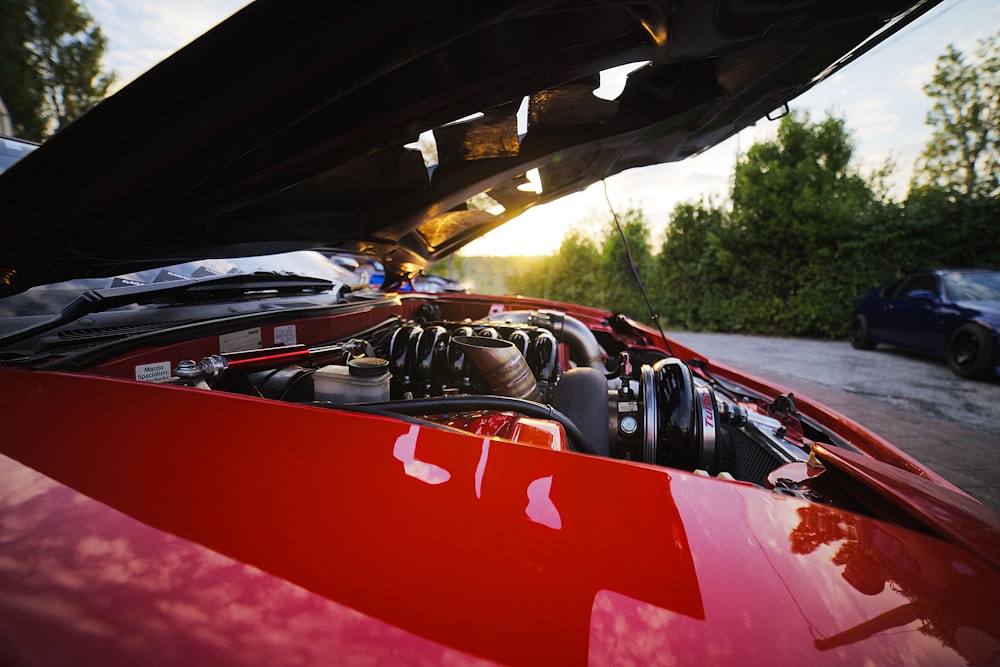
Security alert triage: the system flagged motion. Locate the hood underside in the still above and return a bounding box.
[0,0,939,294]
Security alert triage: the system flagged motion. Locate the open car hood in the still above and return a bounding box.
[0,0,939,294]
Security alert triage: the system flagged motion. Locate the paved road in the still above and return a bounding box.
[668,331,1000,511]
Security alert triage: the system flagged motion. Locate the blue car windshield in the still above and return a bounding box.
[0,136,39,174]
[0,250,356,317]
[942,272,1000,302]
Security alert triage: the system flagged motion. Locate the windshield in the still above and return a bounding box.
[0,136,39,174]
[0,250,358,317]
[942,271,1000,302]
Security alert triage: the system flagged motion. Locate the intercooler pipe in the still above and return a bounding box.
[487,310,606,372]
[453,335,541,401]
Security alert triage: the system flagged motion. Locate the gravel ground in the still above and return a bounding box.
[667,331,1000,436]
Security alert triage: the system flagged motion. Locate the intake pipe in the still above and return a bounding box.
[453,335,541,401]
[487,310,606,372]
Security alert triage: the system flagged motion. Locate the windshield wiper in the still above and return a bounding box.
[0,272,334,349]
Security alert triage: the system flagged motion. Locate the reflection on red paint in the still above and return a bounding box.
[0,456,493,666]
[431,412,568,450]
[475,440,489,499]
[791,504,1000,664]
[525,475,562,529]
[393,425,451,485]
[589,590,720,666]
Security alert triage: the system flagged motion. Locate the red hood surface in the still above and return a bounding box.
[2,367,997,665]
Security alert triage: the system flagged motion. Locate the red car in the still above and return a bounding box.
[1,1,997,665]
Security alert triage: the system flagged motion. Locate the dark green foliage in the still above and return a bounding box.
[0,0,114,140]
[0,0,46,138]
[463,38,998,339]
[645,112,888,337]
[507,227,604,306]
[434,255,550,296]
[655,200,728,330]
[723,114,877,335]
[900,192,1000,268]
[552,228,605,307]
[500,110,999,340]
[505,114,887,337]
[427,254,465,280]
[505,214,656,320]
[598,209,655,320]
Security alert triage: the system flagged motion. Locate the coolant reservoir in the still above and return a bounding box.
[314,357,391,404]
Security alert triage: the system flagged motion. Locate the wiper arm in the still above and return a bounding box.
[0,272,334,349]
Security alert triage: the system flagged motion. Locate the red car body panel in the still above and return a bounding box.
[0,454,496,667]
[2,0,995,662]
[2,338,999,665]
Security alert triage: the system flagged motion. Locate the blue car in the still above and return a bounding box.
[850,269,1000,379]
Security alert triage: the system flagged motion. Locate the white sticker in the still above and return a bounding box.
[135,361,172,383]
[219,327,262,353]
[488,303,506,315]
[273,324,297,346]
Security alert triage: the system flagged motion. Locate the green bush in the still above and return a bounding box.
[504,115,999,340]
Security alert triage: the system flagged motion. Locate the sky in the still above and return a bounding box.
[85,0,998,256]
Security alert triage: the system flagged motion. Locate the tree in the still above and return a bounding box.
[914,33,999,200]
[717,112,882,336]
[597,207,654,321]
[0,0,45,138]
[0,0,115,140]
[655,200,728,329]
[507,226,602,306]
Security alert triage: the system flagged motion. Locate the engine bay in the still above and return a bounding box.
[144,305,825,491]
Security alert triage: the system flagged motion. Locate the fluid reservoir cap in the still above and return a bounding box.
[348,357,390,377]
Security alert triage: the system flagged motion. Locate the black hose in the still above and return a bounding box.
[350,395,596,455]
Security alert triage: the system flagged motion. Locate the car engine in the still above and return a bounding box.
[168,308,815,487]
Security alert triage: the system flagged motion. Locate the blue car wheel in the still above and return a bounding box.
[946,323,993,379]
[849,313,875,350]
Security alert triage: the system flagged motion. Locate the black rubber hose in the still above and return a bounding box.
[352,395,596,455]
